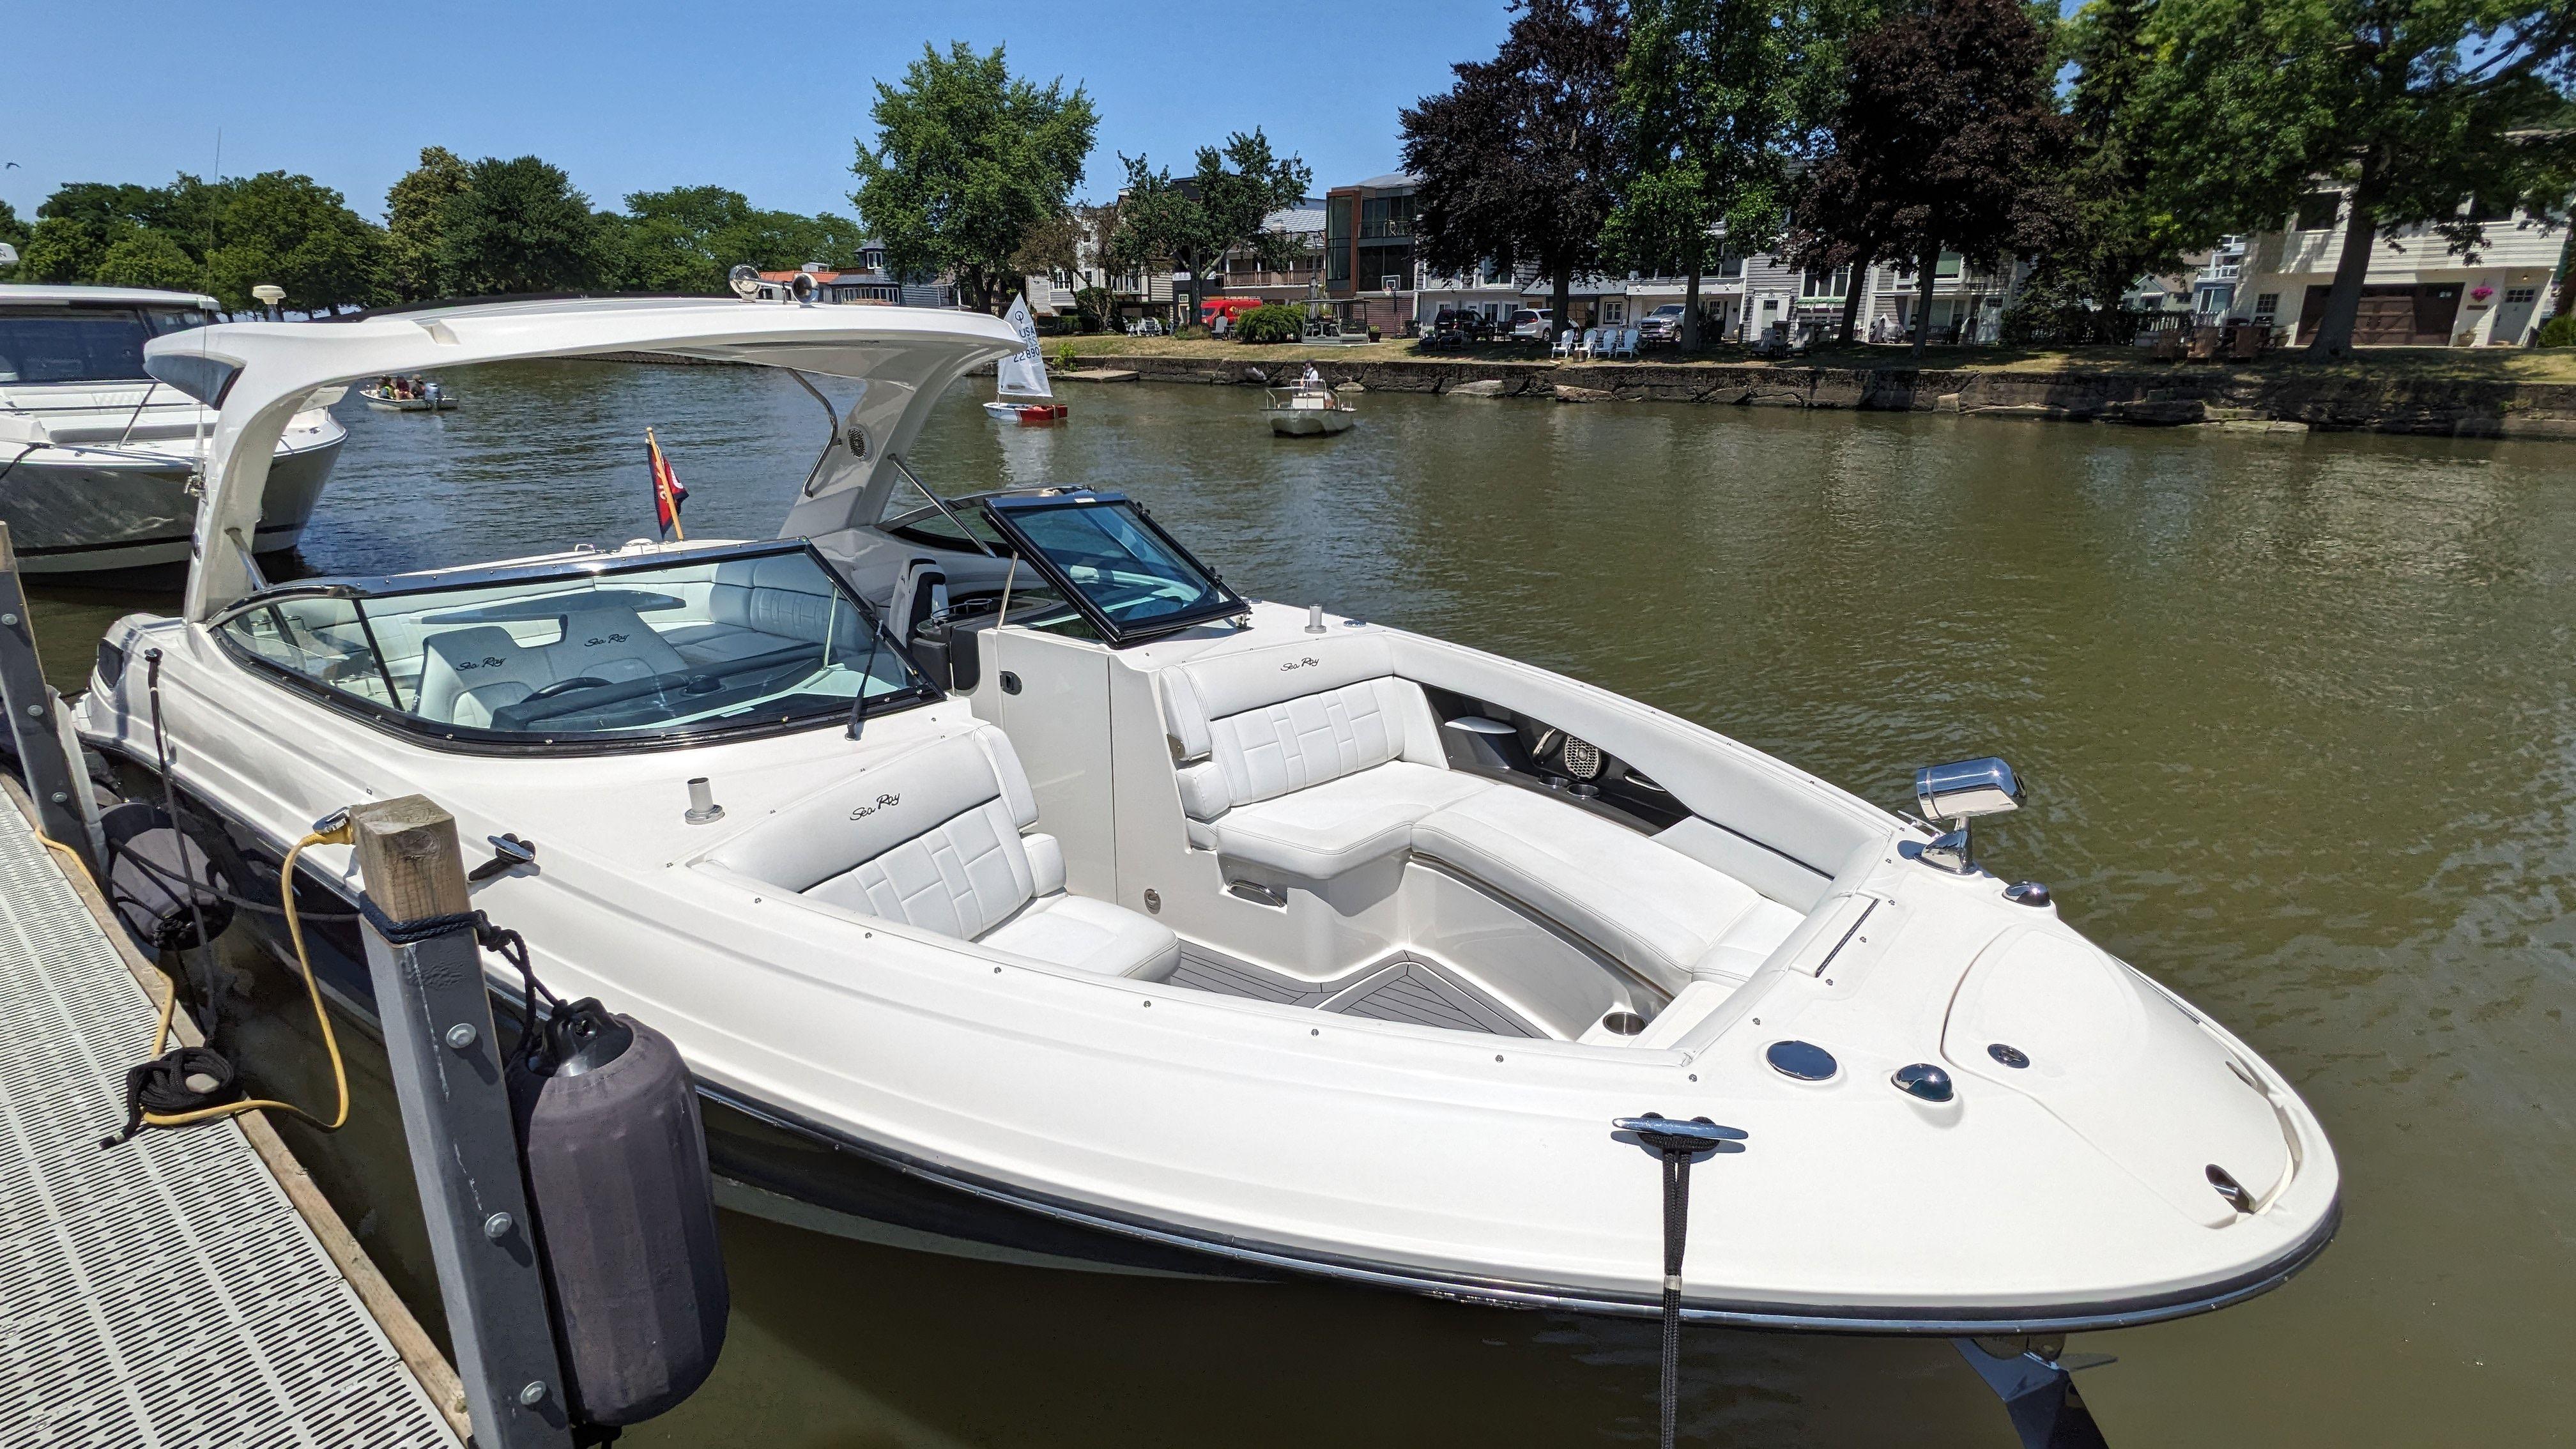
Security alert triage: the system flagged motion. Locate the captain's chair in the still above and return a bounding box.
[416,602,685,727]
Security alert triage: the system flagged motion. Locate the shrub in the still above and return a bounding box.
[2537,311,2576,348]
[1235,303,1305,344]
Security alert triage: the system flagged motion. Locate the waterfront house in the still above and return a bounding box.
[1211,203,1328,308]
[755,245,955,308]
[2221,185,2568,346]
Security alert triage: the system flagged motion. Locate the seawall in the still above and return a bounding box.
[1068,353,2576,440]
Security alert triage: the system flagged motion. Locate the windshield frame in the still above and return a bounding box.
[977,491,1246,647]
[210,540,942,756]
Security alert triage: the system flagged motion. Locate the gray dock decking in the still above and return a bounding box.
[0,803,461,1449]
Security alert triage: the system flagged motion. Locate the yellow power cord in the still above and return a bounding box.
[44,819,356,1136]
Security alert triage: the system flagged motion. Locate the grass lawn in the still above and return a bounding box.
[1048,331,2576,383]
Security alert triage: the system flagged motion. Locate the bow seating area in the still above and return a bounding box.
[1157,635,1804,1000]
[700,726,1180,981]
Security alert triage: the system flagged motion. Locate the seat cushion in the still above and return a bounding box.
[1412,785,1768,996]
[1690,898,1805,986]
[1208,761,1489,880]
[981,894,1181,981]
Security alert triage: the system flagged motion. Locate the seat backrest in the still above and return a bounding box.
[703,728,1042,940]
[1158,633,1443,818]
[417,625,548,726]
[413,603,686,726]
[707,555,854,646]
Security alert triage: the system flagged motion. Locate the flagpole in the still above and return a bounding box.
[648,426,686,541]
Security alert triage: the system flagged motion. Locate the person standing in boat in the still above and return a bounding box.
[1299,363,1325,395]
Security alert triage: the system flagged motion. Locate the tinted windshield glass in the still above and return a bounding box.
[218,548,934,745]
[990,498,1237,640]
[0,306,210,385]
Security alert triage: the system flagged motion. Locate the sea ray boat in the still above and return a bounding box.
[983,295,1065,425]
[72,295,2338,1333]
[0,284,346,572]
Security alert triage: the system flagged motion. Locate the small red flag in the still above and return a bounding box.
[647,427,688,540]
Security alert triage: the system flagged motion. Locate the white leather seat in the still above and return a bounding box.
[663,554,863,664]
[1160,634,1483,880]
[415,602,686,727]
[703,727,1177,981]
[1411,786,1774,996]
[1200,762,1487,879]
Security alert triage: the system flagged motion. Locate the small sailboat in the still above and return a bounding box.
[984,296,1066,425]
[1266,376,1356,436]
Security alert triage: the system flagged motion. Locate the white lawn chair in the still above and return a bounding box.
[1611,327,1639,360]
[1551,327,1578,358]
[1575,327,1602,359]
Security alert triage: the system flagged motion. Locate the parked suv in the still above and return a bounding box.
[1508,308,1554,341]
[1638,303,1689,345]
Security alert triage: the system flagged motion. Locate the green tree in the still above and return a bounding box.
[1111,130,1312,318]
[2004,0,2187,343]
[1791,0,2064,358]
[2128,0,2576,356]
[850,42,1098,313]
[1605,0,1827,349]
[611,185,871,293]
[438,155,608,296]
[91,229,201,292]
[1401,0,1628,329]
[385,146,471,301]
[199,171,386,312]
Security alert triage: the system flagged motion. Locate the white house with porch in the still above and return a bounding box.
[2222,186,2567,346]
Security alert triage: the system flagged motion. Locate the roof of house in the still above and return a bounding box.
[1263,205,1326,234]
[1350,171,1419,192]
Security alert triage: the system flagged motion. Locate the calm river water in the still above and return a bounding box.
[31,361,2576,1446]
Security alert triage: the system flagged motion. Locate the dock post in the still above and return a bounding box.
[0,523,93,872]
[352,795,575,1449]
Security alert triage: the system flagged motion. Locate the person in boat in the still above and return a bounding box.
[1299,363,1326,396]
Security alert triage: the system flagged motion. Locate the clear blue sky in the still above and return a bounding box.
[0,1,1513,224]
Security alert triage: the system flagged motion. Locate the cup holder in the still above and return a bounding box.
[1600,1011,1648,1036]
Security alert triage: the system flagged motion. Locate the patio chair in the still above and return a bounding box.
[1577,327,1603,359]
[1611,327,1639,360]
[1551,328,1578,358]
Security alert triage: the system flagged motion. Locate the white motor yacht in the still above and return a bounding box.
[72,296,2338,1335]
[0,284,345,571]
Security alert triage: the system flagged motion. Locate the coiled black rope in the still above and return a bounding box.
[109,835,362,923]
[101,1045,239,1148]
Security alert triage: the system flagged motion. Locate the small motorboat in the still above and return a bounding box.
[984,295,1065,426]
[1267,385,1356,436]
[360,381,456,411]
[0,283,346,571]
[79,294,2340,1344]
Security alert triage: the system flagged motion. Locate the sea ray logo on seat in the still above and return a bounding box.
[848,793,900,820]
[454,656,506,671]
[585,632,628,647]
[1280,656,1320,671]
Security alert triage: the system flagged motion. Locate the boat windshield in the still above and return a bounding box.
[215,544,938,749]
[983,493,1243,645]
[0,305,214,385]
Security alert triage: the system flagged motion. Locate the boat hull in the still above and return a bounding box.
[985,400,1066,425]
[134,753,2336,1336]
[1,427,345,572]
[1268,407,1355,436]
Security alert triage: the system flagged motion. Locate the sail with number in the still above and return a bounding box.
[996,295,1050,399]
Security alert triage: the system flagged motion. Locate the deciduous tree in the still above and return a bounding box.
[436,155,608,296]
[1402,0,1627,329]
[1606,0,1827,349]
[1791,0,2063,358]
[385,146,470,302]
[2127,0,2576,356]
[0,201,29,277]
[1110,130,1312,318]
[851,42,1098,314]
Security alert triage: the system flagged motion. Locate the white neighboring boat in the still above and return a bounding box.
[1267,385,1356,436]
[983,295,1066,425]
[74,295,2339,1337]
[0,284,346,571]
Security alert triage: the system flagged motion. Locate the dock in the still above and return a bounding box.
[0,787,466,1448]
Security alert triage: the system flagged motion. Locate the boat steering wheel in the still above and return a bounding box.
[521,675,612,702]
